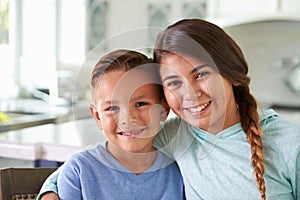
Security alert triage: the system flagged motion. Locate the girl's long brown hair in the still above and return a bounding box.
[153,19,266,199]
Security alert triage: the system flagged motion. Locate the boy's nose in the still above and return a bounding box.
[119,109,136,125]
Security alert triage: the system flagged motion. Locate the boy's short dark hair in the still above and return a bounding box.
[90,49,163,99]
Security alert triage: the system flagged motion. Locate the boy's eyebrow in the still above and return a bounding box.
[130,94,146,102]
[191,64,210,74]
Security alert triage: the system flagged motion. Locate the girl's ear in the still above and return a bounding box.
[160,98,170,122]
[232,82,240,86]
[89,104,103,130]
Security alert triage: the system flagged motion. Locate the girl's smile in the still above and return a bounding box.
[160,53,240,133]
[182,100,211,115]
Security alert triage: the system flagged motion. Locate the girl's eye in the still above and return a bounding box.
[167,80,182,87]
[135,102,148,107]
[197,71,209,78]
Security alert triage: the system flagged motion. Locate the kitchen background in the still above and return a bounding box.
[0,0,300,168]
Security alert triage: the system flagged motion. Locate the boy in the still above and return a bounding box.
[39,50,185,199]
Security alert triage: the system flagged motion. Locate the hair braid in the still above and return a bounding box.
[234,86,266,200]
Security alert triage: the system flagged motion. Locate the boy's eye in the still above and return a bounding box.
[135,102,148,107]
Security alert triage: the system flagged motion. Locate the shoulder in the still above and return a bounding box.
[260,109,300,141]
[155,152,183,180]
[159,116,190,139]
[155,117,193,157]
[63,143,104,168]
[164,116,182,127]
[154,117,182,148]
[260,109,300,167]
[59,143,112,181]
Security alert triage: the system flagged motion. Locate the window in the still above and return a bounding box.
[0,0,17,102]
[0,0,86,102]
[0,0,8,44]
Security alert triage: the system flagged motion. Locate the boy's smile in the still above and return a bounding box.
[90,67,167,153]
[117,127,146,137]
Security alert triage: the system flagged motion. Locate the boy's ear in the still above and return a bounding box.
[89,104,103,130]
[160,98,170,122]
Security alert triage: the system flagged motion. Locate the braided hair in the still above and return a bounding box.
[153,19,266,199]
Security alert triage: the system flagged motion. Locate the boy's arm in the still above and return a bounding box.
[37,167,60,200]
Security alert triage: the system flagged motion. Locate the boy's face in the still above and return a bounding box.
[90,68,168,153]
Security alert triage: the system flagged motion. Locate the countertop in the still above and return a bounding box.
[0,117,107,162]
[0,99,299,164]
[0,98,91,132]
[0,109,298,164]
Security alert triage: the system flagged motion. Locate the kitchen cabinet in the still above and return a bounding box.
[4,0,300,112]
[280,0,300,13]
[85,0,300,55]
[210,0,278,19]
[223,18,300,125]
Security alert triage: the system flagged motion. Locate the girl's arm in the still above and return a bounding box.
[37,168,60,200]
[154,117,194,160]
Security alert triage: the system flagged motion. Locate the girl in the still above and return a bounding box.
[153,18,300,200]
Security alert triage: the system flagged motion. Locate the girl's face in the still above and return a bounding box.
[90,69,168,153]
[159,53,240,133]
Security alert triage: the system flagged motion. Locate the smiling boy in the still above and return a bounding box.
[54,50,185,200]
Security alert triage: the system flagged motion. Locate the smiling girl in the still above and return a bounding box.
[153,18,300,200]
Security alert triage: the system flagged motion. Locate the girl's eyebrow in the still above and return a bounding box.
[191,64,211,74]
[162,75,178,83]
[162,64,211,83]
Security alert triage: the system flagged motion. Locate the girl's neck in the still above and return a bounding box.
[206,106,241,134]
[106,142,157,175]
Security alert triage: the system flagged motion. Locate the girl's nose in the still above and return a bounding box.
[183,81,201,100]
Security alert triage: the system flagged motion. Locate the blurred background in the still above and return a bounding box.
[0,0,299,168]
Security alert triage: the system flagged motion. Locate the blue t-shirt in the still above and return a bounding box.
[57,142,185,200]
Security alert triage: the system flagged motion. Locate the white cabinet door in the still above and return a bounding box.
[280,0,300,14]
[214,0,278,18]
